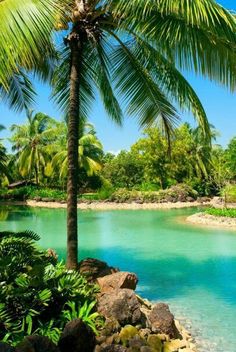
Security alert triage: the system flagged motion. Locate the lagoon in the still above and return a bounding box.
[0,205,236,351]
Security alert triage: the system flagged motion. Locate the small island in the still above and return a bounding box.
[187,204,236,228]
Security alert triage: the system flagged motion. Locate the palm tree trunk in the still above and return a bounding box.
[67,32,81,269]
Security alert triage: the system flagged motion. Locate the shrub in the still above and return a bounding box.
[222,184,236,203]
[109,184,198,203]
[0,186,67,201]
[0,231,100,346]
[205,207,236,218]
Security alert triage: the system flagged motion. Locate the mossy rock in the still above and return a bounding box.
[119,325,139,346]
[163,339,187,352]
[147,335,162,352]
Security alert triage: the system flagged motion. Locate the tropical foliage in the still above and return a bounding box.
[1,0,236,268]
[0,121,236,202]
[10,110,57,184]
[205,207,236,218]
[0,230,100,346]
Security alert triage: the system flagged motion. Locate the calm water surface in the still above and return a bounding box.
[0,205,236,351]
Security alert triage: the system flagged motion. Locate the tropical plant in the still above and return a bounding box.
[0,125,9,181]
[10,110,57,184]
[2,0,236,269]
[226,137,236,180]
[51,121,103,180]
[0,230,99,346]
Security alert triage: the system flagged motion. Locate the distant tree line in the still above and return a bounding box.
[0,115,235,198]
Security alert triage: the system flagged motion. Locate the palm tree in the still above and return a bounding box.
[10,110,57,184]
[2,1,236,268]
[51,121,103,180]
[0,125,9,180]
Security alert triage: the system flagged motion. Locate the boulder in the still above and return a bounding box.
[0,342,16,352]
[140,348,152,352]
[119,325,139,345]
[100,318,121,337]
[16,335,59,352]
[147,335,162,352]
[163,339,187,352]
[97,272,138,292]
[148,303,179,338]
[97,289,142,325]
[99,346,127,352]
[128,335,147,349]
[58,319,96,352]
[78,258,119,281]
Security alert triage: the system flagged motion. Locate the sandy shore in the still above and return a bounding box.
[0,199,212,210]
[186,212,236,228]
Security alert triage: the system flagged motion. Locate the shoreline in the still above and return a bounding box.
[186,212,236,229]
[1,199,210,210]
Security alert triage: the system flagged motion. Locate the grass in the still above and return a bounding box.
[205,207,236,218]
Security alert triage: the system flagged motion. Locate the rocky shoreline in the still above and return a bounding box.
[81,258,198,352]
[0,258,199,352]
[186,212,236,229]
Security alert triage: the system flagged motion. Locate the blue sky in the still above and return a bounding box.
[0,0,235,153]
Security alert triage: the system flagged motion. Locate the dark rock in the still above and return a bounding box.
[140,347,152,352]
[58,318,95,352]
[0,342,16,352]
[33,197,42,202]
[186,196,194,202]
[97,289,142,325]
[16,335,59,352]
[100,346,127,352]
[78,258,119,281]
[198,197,211,203]
[41,198,50,202]
[97,272,138,292]
[129,335,147,349]
[100,318,121,336]
[148,303,179,338]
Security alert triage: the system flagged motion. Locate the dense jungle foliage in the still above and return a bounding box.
[0,115,235,201]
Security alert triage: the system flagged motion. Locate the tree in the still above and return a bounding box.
[102,150,145,189]
[226,137,236,180]
[51,121,103,180]
[2,1,236,268]
[10,110,57,184]
[132,128,169,189]
[0,125,9,182]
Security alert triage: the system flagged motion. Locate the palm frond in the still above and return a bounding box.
[0,230,40,242]
[52,45,95,119]
[108,30,179,138]
[0,70,35,112]
[116,0,236,90]
[0,0,62,89]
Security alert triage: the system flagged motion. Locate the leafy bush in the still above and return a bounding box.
[110,184,198,203]
[0,186,67,201]
[0,231,100,346]
[133,182,160,192]
[205,207,236,218]
[97,179,115,200]
[222,184,236,203]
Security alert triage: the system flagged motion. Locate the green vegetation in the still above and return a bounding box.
[0,230,100,346]
[1,122,236,206]
[1,1,236,268]
[110,184,198,203]
[205,208,236,218]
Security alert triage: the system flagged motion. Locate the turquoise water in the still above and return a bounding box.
[1,205,236,351]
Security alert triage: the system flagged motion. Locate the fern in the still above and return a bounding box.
[0,230,40,241]
[0,230,100,346]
